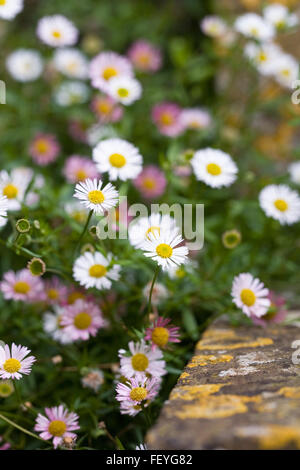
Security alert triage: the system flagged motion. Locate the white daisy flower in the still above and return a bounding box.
[107,75,142,105]
[37,15,78,48]
[0,168,33,211]
[0,343,36,380]
[263,4,298,30]
[244,42,282,76]
[53,48,89,79]
[200,15,228,38]
[234,13,275,41]
[288,161,300,185]
[73,178,119,215]
[0,0,23,20]
[89,51,133,93]
[271,53,299,89]
[6,49,43,82]
[118,340,166,381]
[191,148,238,188]
[93,138,143,181]
[259,184,300,225]
[231,273,271,318]
[43,307,73,345]
[128,213,178,249]
[141,227,189,272]
[73,251,121,290]
[54,81,90,106]
[180,108,212,130]
[0,196,8,228]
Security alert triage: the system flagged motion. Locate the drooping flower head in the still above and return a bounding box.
[116,376,160,416]
[6,49,44,82]
[73,251,121,290]
[89,51,133,92]
[29,134,60,166]
[91,94,123,124]
[60,299,106,341]
[152,102,184,137]
[133,165,167,199]
[119,340,166,381]
[191,148,238,188]
[73,178,119,214]
[0,343,36,380]
[259,184,300,225]
[63,156,99,184]
[145,317,180,350]
[231,272,271,318]
[34,405,80,449]
[37,15,78,47]
[127,40,162,73]
[0,269,44,302]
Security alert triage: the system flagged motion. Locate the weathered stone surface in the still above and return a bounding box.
[146,321,300,449]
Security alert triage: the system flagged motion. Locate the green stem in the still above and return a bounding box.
[13,381,22,406]
[147,265,160,321]
[74,210,93,255]
[0,412,45,443]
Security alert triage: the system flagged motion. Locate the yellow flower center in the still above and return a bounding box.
[48,420,67,437]
[130,387,148,402]
[258,52,267,63]
[281,69,290,77]
[250,27,258,37]
[274,199,288,212]
[14,281,30,294]
[117,88,129,98]
[3,358,21,374]
[0,0,6,5]
[35,139,49,154]
[47,289,58,300]
[160,113,174,126]
[0,381,13,397]
[152,327,169,348]
[240,288,256,307]
[3,184,18,199]
[145,226,160,239]
[74,312,92,330]
[143,178,156,189]
[206,163,221,176]
[131,353,149,372]
[76,169,88,181]
[156,243,173,258]
[68,291,85,304]
[89,264,107,278]
[102,67,118,81]
[88,189,105,204]
[97,101,111,114]
[109,153,126,168]
[138,53,150,65]
[52,30,62,39]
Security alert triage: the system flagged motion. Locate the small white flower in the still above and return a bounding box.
[263,4,298,30]
[93,138,143,181]
[191,148,238,188]
[37,15,78,47]
[200,15,228,38]
[89,51,133,92]
[53,48,89,79]
[119,340,166,381]
[141,227,189,272]
[244,42,282,76]
[180,108,212,130]
[0,343,36,380]
[73,178,119,215]
[43,307,73,345]
[271,53,299,89]
[234,13,275,41]
[73,251,121,290]
[259,184,300,225]
[0,0,23,20]
[6,49,43,82]
[231,273,270,318]
[0,196,8,228]
[288,161,300,185]
[128,213,178,249]
[107,75,142,105]
[0,168,33,211]
[54,81,90,106]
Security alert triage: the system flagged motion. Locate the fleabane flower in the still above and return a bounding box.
[107,75,142,105]
[191,148,238,188]
[129,213,178,249]
[263,4,298,30]
[180,108,212,131]
[91,94,123,123]
[259,184,300,225]
[73,251,121,290]
[133,165,167,199]
[73,178,119,214]
[119,340,166,381]
[53,48,89,79]
[200,15,228,38]
[127,40,162,73]
[89,51,134,92]
[234,13,275,41]
[34,405,80,449]
[152,102,184,137]
[60,299,106,341]
[0,168,32,210]
[0,269,44,302]
[116,376,160,416]
[141,227,189,272]
[43,277,68,306]
[244,42,282,76]
[289,161,300,185]
[81,369,104,392]
[54,81,90,106]
[272,53,299,89]
[231,273,271,318]
[145,317,180,350]
[43,306,73,345]
[0,343,35,380]
[0,196,8,228]
[63,155,99,184]
[6,49,43,82]
[0,0,23,20]
[93,138,143,181]
[29,133,60,166]
[37,15,78,47]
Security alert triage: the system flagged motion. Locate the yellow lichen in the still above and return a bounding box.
[196,330,273,351]
[187,354,233,368]
[258,425,300,450]
[170,384,225,401]
[278,387,300,399]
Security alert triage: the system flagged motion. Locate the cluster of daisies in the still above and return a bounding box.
[201,4,299,89]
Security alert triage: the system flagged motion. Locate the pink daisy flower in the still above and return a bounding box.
[43,276,68,306]
[180,108,212,131]
[145,317,180,350]
[133,165,167,199]
[63,155,99,184]
[127,40,162,73]
[60,299,106,341]
[0,343,36,380]
[118,340,166,381]
[91,94,123,123]
[0,269,44,303]
[89,51,133,93]
[152,102,184,137]
[116,376,160,416]
[29,134,60,166]
[34,405,80,449]
[251,292,288,327]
